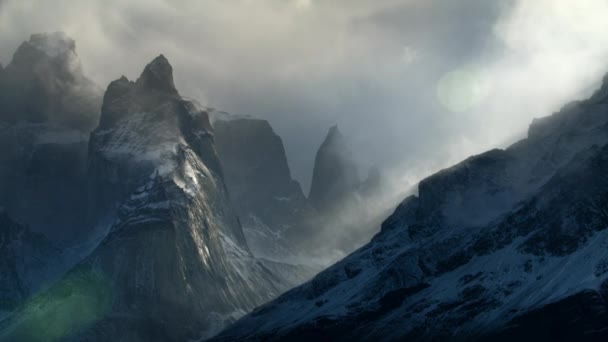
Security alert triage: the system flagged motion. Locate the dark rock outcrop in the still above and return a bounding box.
[309,125,360,212]
[212,115,320,259]
[306,125,397,258]
[98,55,179,129]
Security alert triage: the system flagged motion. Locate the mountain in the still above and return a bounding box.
[306,125,399,259]
[0,32,102,243]
[213,75,608,340]
[0,55,312,341]
[309,125,360,212]
[0,32,101,131]
[212,113,321,261]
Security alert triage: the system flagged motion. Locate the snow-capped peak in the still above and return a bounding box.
[136,54,179,96]
[27,32,75,58]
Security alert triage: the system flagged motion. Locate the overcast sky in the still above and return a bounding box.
[2,0,608,192]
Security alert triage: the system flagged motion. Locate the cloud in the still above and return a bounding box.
[1,0,607,194]
[472,0,608,141]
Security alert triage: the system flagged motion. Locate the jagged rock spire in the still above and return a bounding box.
[308,124,360,211]
[136,54,178,96]
[99,54,180,128]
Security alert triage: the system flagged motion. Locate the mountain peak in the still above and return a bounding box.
[324,125,344,145]
[10,32,78,69]
[327,124,340,137]
[136,54,178,96]
[12,32,77,66]
[149,54,170,68]
[28,32,75,58]
[99,56,183,128]
[309,124,360,211]
[0,32,101,131]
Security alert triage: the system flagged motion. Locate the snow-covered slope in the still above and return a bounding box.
[213,75,608,341]
[0,55,312,341]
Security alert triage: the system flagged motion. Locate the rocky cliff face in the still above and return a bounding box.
[309,125,360,212]
[0,32,102,242]
[0,55,313,341]
[306,125,397,259]
[212,114,320,260]
[213,74,608,341]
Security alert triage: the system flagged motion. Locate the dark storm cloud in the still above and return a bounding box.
[1,0,607,193]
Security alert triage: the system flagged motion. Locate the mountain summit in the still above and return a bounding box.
[0,32,101,131]
[309,125,360,211]
[136,54,179,96]
[27,32,76,58]
[99,55,181,129]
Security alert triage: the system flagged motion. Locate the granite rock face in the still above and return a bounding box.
[309,125,360,212]
[214,73,608,341]
[212,114,321,260]
[306,125,397,258]
[212,115,388,264]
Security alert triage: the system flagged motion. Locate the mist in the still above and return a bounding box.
[1,0,608,194]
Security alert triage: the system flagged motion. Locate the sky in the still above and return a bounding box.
[2,0,608,192]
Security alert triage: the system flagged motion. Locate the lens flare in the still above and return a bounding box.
[437,69,486,112]
[0,267,112,342]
